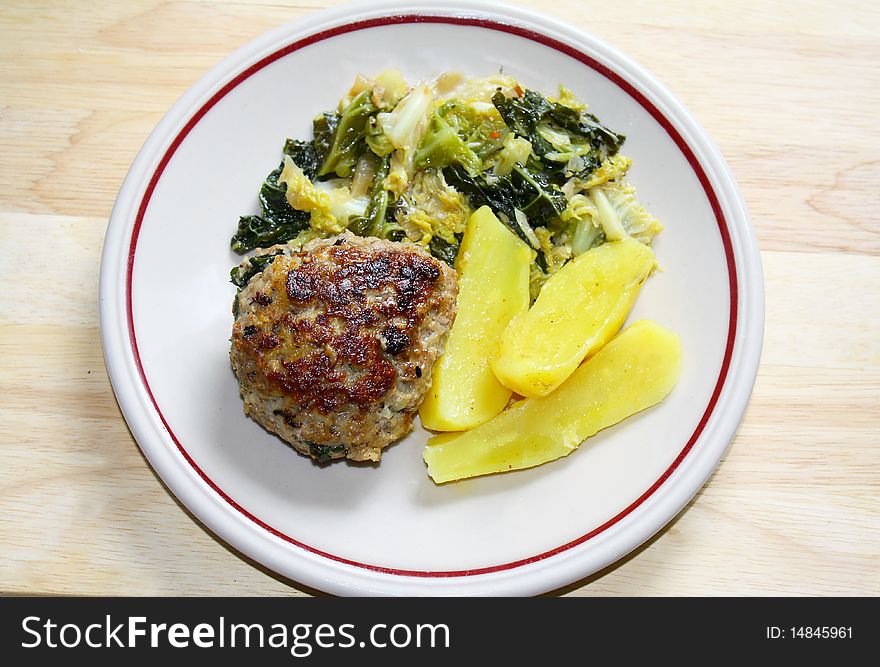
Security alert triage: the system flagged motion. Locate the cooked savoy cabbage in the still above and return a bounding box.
[230,70,662,300]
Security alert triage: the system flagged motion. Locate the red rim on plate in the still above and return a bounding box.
[126,15,737,578]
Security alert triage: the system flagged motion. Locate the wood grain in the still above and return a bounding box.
[1,0,878,596]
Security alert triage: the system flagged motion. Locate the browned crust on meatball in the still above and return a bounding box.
[230,232,458,462]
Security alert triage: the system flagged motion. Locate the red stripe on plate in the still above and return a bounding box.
[126,15,738,578]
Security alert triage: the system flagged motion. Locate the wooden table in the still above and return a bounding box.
[1,0,877,596]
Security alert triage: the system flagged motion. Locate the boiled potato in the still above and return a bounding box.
[419,206,531,430]
[424,320,681,483]
[491,238,656,398]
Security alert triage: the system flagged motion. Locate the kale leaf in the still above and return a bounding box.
[312,112,340,176]
[314,90,377,179]
[443,162,566,231]
[428,234,462,266]
[307,442,348,464]
[230,142,319,253]
[492,89,551,138]
[283,139,318,180]
[509,163,568,222]
[230,250,284,288]
[492,89,625,181]
[443,165,517,222]
[547,105,625,156]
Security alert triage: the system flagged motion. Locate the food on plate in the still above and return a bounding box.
[491,238,657,398]
[229,232,458,462]
[228,70,675,474]
[419,206,531,431]
[230,70,661,300]
[424,320,682,483]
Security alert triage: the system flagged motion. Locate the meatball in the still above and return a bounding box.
[230,232,458,462]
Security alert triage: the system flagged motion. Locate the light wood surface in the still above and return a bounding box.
[1,0,878,597]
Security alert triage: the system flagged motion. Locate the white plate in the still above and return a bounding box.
[100,0,763,596]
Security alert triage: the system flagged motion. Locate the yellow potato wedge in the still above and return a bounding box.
[491,238,657,398]
[424,319,682,484]
[419,206,531,430]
